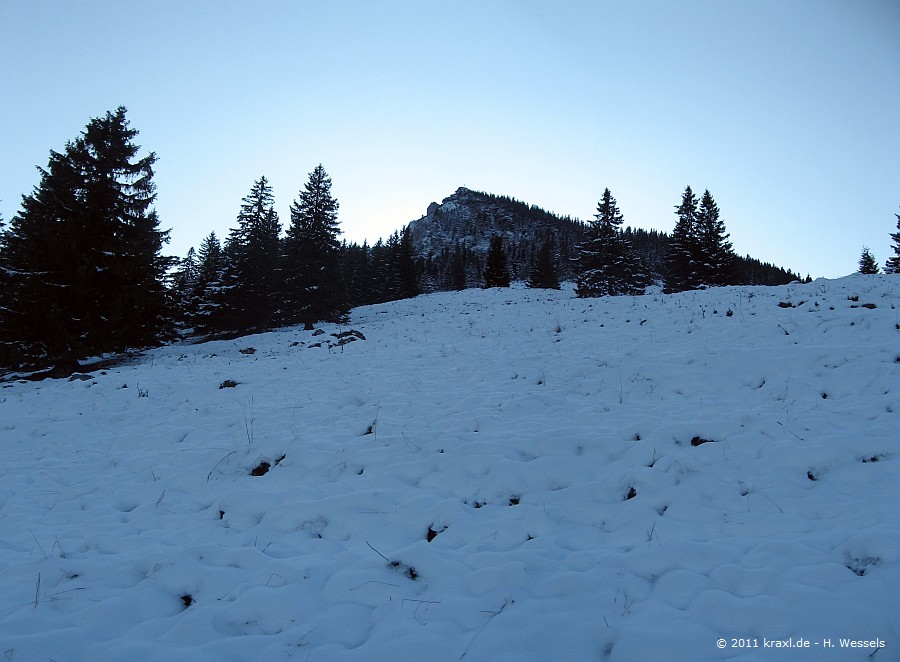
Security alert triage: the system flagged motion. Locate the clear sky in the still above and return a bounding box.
[1,0,898,279]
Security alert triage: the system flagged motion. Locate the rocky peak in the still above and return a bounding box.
[405,187,586,285]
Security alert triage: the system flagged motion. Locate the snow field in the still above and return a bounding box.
[0,275,897,661]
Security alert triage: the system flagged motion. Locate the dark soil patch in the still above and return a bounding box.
[427,525,446,542]
[250,461,271,476]
[250,454,285,476]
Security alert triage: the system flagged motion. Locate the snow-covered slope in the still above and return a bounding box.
[1,276,897,661]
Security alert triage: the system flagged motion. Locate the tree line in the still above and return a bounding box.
[2,108,898,375]
[568,185,808,298]
[857,209,900,274]
[0,108,349,373]
[169,167,349,336]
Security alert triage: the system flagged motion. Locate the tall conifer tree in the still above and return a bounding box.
[483,235,511,288]
[379,226,419,301]
[665,186,700,292]
[282,164,348,328]
[193,232,226,334]
[0,211,11,369]
[885,208,900,274]
[528,236,560,289]
[695,189,735,286]
[170,247,199,328]
[394,225,420,299]
[217,177,281,332]
[0,107,172,373]
[575,188,646,297]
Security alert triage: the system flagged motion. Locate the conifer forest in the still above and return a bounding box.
[2,108,897,375]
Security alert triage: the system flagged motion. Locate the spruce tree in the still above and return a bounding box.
[282,164,348,328]
[193,232,225,334]
[341,240,373,307]
[575,188,646,297]
[0,107,172,373]
[170,247,199,329]
[694,189,735,286]
[217,177,282,332]
[369,239,391,303]
[394,225,420,299]
[0,211,12,369]
[196,232,224,287]
[665,186,700,292]
[379,226,419,301]
[483,235,511,288]
[885,209,900,274]
[176,247,199,290]
[528,236,560,289]
[858,246,880,274]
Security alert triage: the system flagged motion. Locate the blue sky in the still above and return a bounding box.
[1,0,898,278]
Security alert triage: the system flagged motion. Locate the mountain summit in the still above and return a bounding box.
[407,187,585,285]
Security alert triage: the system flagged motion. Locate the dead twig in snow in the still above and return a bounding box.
[461,598,512,659]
